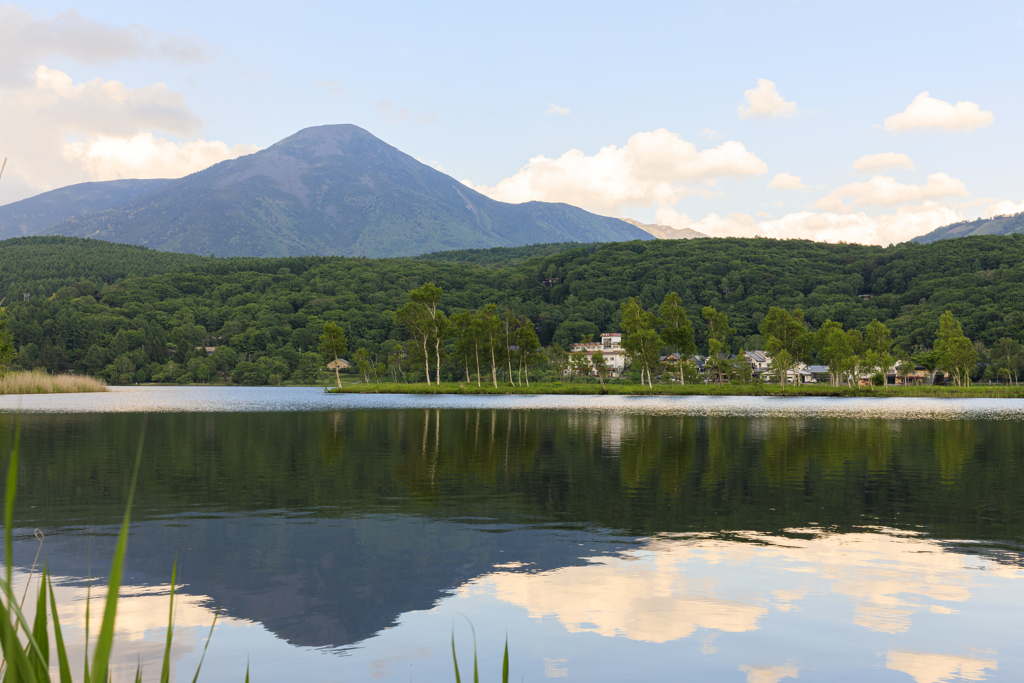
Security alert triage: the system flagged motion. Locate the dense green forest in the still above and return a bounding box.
[2,234,1023,385]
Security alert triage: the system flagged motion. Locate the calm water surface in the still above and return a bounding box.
[1,388,1022,682]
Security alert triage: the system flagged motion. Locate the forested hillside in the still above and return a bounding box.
[3,234,1024,383]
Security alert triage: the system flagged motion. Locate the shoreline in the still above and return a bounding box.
[324,381,1024,399]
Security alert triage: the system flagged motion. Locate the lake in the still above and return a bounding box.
[1,388,1022,682]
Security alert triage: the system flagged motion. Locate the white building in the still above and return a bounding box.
[569,333,628,377]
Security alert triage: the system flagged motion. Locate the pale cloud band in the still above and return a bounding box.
[815,173,968,212]
[547,103,570,115]
[0,5,216,86]
[737,79,798,120]
[464,128,767,216]
[853,153,916,173]
[768,173,805,190]
[884,92,994,133]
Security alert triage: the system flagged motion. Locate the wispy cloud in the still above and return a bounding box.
[376,101,435,123]
[547,102,570,115]
[315,79,345,95]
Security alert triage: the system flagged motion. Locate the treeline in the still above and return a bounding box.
[2,234,1024,385]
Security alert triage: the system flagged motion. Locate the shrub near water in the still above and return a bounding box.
[0,371,106,394]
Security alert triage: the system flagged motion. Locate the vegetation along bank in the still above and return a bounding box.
[2,233,1024,387]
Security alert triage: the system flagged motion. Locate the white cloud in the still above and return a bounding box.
[853,153,915,173]
[768,173,805,190]
[0,66,257,201]
[884,92,994,133]
[0,5,216,86]
[983,199,1024,218]
[65,133,258,180]
[701,128,720,139]
[547,102,570,115]
[737,79,798,120]
[464,129,767,216]
[814,173,968,212]
[655,201,961,246]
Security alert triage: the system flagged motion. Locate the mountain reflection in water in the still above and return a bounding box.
[1,398,1022,681]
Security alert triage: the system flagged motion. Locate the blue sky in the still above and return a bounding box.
[3,0,1022,243]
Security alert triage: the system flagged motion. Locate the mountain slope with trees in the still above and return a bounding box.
[913,211,1024,243]
[0,179,172,240]
[39,124,649,257]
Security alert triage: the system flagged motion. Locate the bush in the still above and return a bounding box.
[232,361,269,386]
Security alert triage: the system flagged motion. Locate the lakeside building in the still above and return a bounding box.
[569,333,628,377]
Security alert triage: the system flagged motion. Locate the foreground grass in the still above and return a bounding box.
[0,371,106,395]
[328,381,1024,399]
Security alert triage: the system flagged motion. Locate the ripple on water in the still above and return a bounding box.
[1,386,1024,420]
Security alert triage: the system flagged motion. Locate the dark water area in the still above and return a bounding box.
[1,389,1022,682]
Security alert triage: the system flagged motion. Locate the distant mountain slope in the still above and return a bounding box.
[624,218,707,240]
[913,212,1024,244]
[0,179,172,240]
[44,125,650,258]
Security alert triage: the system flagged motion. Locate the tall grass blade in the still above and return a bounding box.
[159,558,177,683]
[133,659,142,683]
[244,661,249,683]
[451,630,461,683]
[0,414,40,683]
[29,566,49,680]
[89,418,146,683]
[189,601,220,683]
[48,574,73,683]
[502,636,508,683]
[83,568,90,683]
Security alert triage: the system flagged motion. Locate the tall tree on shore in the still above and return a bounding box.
[622,298,662,388]
[702,306,735,383]
[658,292,696,385]
[935,310,977,387]
[864,318,895,389]
[479,303,502,387]
[396,300,434,384]
[815,319,856,387]
[318,321,348,389]
[759,307,809,390]
[450,310,475,383]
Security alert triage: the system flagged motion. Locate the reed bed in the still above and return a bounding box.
[0,372,106,395]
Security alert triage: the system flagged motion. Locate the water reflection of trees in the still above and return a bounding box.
[3,410,1015,539]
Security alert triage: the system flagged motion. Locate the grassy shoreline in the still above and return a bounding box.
[324,381,1024,399]
[0,370,107,394]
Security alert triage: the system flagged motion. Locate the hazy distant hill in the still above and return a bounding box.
[0,179,171,240]
[44,125,649,258]
[913,212,1024,244]
[624,218,707,240]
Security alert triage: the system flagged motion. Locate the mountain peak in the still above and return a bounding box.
[39,125,650,257]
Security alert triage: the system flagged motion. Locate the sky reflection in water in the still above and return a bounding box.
[1,389,1020,682]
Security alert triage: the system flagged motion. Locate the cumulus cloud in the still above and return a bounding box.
[814,173,968,212]
[701,128,719,139]
[853,153,915,173]
[0,5,216,86]
[65,133,258,180]
[983,199,1024,218]
[768,173,805,190]
[0,66,257,201]
[654,201,960,246]
[464,129,767,216]
[737,79,798,120]
[884,92,994,133]
[547,103,570,115]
